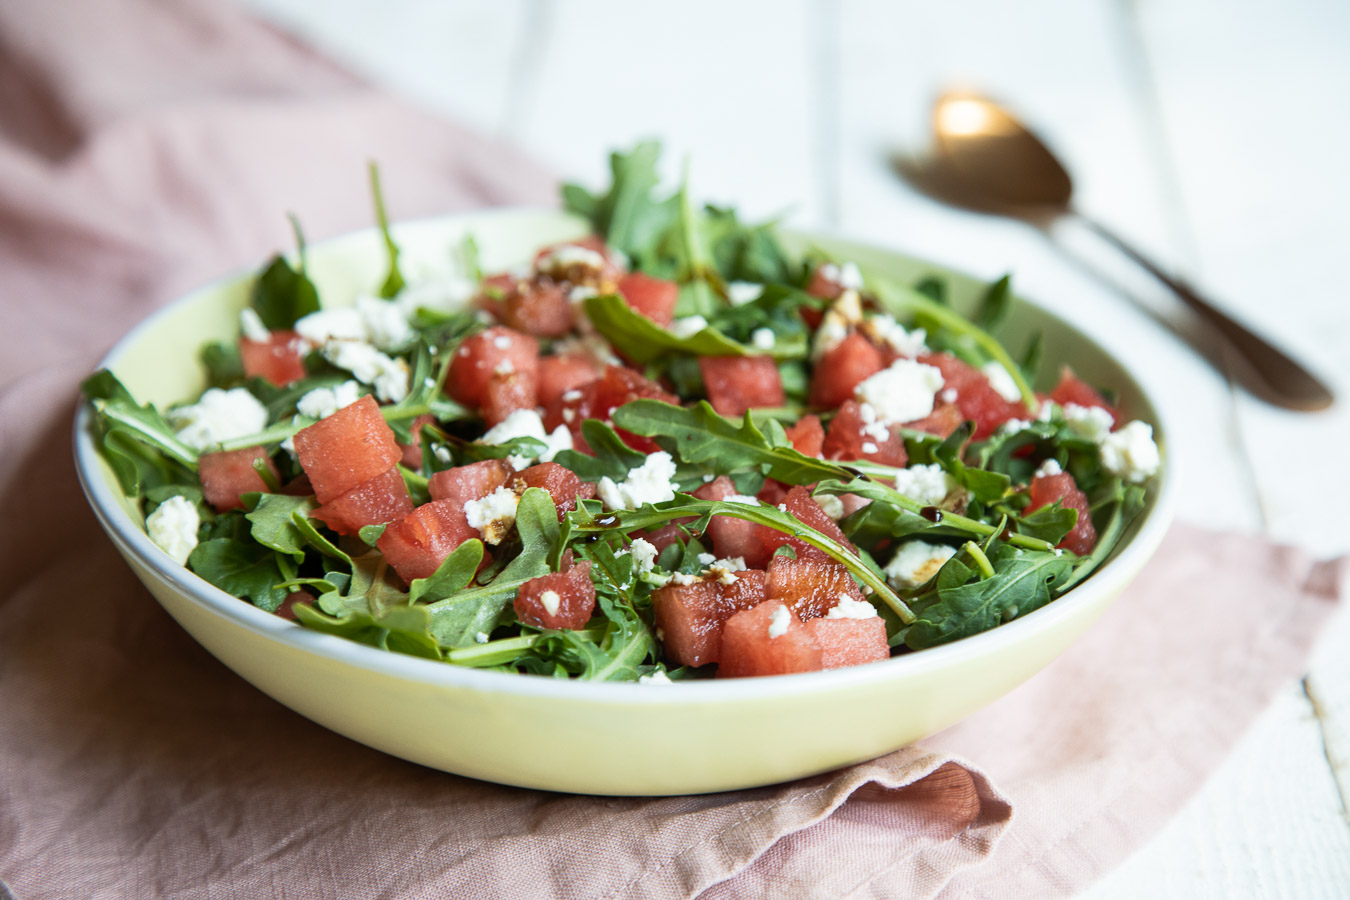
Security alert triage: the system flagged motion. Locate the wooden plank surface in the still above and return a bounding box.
[237,0,1350,894]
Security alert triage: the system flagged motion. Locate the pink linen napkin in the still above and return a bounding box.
[0,2,1341,898]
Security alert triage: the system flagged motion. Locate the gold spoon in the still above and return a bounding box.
[914,91,1334,412]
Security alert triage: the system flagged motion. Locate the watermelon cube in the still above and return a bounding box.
[748,485,856,567]
[809,332,883,409]
[292,395,401,504]
[446,326,540,409]
[310,466,413,535]
[377,499,480,584]
[617,272,678,327]
[481,369,538,426]
[538,353,603,408]
[803,617,890,668]
[1050,367,1120,427]
[1028,469,1097,556]
[917,352,1028,440]
[501,281,574,337]
[700,356,785,418]
[198,445,278,511]
[239,330,307,386]
[653,570,766,667]
[718,600,823,678]
[693,476,759,562]
[428,459,513,507]
[822,400,908,466]
[784,415,825,457]
[766,555,864,619]
[398,413,436,469]
[515,561,596,630]
[513,462,584,518]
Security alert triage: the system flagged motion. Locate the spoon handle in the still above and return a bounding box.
[1074,213,1334,411]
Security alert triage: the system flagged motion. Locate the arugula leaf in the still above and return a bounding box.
[701,204,799,285]
[189,538,292,613]
[583,293,747,364]
[81,369,198,494]
[409,539,485,604]
[369,161,406,299]
[561,141,678,268]
[974,274,1012,332]
[200,341,244,387]
[244,493,313,562]
[250,218,320,330]
[552,419,647,482]
[424,488,559,649]
[904,543,1074,649]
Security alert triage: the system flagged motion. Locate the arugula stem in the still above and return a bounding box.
[963,541,995,579]
[444,626,608,667]
[873,277,1037,407]
[93,400,199,467]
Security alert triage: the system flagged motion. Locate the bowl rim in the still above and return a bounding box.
[73,206,1179,704]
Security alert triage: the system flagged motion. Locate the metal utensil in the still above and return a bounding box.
[913,91,1334,411]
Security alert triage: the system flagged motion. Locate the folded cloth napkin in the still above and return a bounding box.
[0,2,1341,898]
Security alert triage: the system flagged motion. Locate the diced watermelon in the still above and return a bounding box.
[446,326,540,409]
[640,522,692,553]
[904,402,965,438]
[310,466,413,535]
[784,415,825,457]
[1050,367,1120,427]
[481,370,538,426]
[693,475,759,561]
[428,459,513,507]
[700,355,785,418]
[1027,470,1097,556]
[239,330,307,386]
[513,462,584,518]
[805,265,846,301]
[653,570,766,667]
[821,400,908,466]
[803,617,890,669]
[515,562,596,630]
[377,499,481,584]
[617,272,678,327]
[756,479,790,507]
[198,445,278,512]
[766,555,864,618]
[399,413,436,469]
[809,332,884,409]
[292,395,401,504]
[917,352,1028,440]
[501,280,574,337]
[545,365,678,454]
[473,272,516,321]
[718,599,823,678]
[747,485,856,567]
[538,353,603,408]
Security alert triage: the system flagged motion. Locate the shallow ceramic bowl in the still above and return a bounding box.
[74,209,1176,796]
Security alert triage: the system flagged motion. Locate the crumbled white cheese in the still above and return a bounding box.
[750,328,776,351]
[864,313,928,357]
[1063,403,1114,442]
[667,571,703,586]
[474,631,490,644]
[1100,420,1161,484]
[705,556,748,585]
[356,295,414,350]
[940,387,958,404]
[697,552,717,566]
[981,361,1023,403]
[145,495,199,565]
[568,285,598,304]
[861,441,879,454]
[463,486,520,545]
[239,307,271,342]
[857,402,892,443]
[1034,458,1063,479]
[724,493,761,506]
[819,261,864,291]
[891,464,956,506]
[816,493,846,520]
[553,333,621,367]
[480,408,553,469]
[767,603,791,639]
[810,290,864,361]
[541,425,574,464]
[884,540,957,590]
[628,537,659,575]
[294,307,365,345]
[669,315,709,339]
[493,334,511,350]
[322,341,410,403]
[432,445,453,465]
[825,595,878,620]
[999,418,1032,435]
[726,281,764,305]
[1037,400,1057,422]
[537,244,606,279]
[854,358,945,425]
[539,589,561,617]
[394,274,478,318]
[597,452,679,510]
[168,387,269,451]
[493,359,515,376]
[638,670,673,684]
[296,380,362,420]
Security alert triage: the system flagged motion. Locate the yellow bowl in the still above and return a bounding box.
[74,209,1176,796]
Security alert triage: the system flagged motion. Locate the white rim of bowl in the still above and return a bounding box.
[73,207,1179,705]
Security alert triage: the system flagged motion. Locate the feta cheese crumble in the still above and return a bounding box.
[825,595,878,619]
[1099,421,1161,484]
[724,493,761,506]
[854,358,945,426]
[863,313,928,357]
[750,327,776,350]
[463,486,520,545]
[891,463,957,506]
[767,603,791,639]
[322,341,410,403]
[168,387,269,451]
[981,361,1023,403]
[393,274,478,319]
[726,281,764,305]
[478,408,572,468]
[597,452,679,510]
[669,315,708,339]
[145,495,200,565]
[628,538,660,575]
[296,380,362,421]
[816,493,846,520]
[1063,403,1114,442]
[239,307,271,342]
[884,540,957,590]
[1034,458,1063,478]
[819,261,863,291]
[355,295,414,350]
[474,631,490,644]
[810,291,863,361]
[639,670,673,685]
[537,244,606,279]
[539,590,561,617]
[704,556,748,585]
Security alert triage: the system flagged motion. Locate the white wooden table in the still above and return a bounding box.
[243,1,1350,893]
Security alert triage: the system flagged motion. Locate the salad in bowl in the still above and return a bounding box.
[81,143,1161,687]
